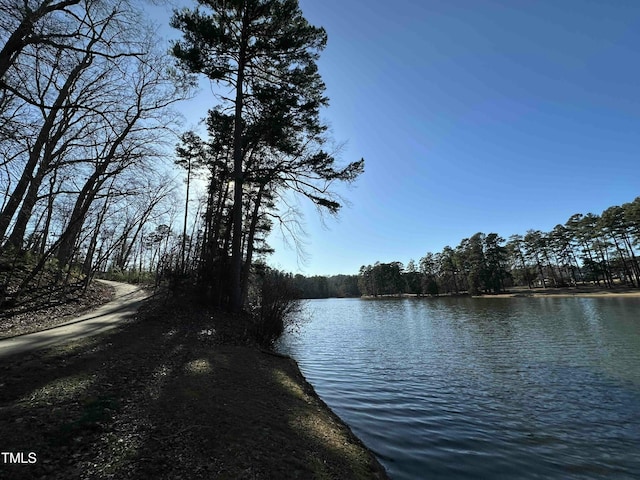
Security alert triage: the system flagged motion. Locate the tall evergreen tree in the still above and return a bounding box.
[483,233,508,293]
[171,0,328,311]
[172,0,362,312]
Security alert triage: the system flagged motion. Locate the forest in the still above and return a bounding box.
[290,198,640,298]
[0,0,363,343]
[1,0,189,301]
[359,199,640,297]
[2,1,639,333]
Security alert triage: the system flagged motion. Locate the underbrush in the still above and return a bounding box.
[0,249,86,309]
[249,269,302,348]
[166,267,302,349]
[0,249,116,337]
[99,267,155,285]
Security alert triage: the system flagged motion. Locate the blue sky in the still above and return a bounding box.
[157,0,640,276]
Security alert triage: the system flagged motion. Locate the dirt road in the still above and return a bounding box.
[0,280,152,359]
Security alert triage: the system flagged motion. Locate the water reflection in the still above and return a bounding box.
[278,297,640,480]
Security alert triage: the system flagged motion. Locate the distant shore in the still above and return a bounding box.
[476,285,640,299]
[359,286,640,301]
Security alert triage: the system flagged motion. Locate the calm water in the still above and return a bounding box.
[276,297,640,480]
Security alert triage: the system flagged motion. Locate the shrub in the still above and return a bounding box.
[251,269,301,348]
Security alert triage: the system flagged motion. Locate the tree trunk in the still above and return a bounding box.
[39,171,58,255]
[0,0,81,80]
[83,184,114,277]
[610,234,633,287]
[181,156,191,273]
[56,176,99,267]
[228,11,250,313]
[623,235,640,287]
[7,160,50,248]
[0,45,94,243]
[240,184,265,306]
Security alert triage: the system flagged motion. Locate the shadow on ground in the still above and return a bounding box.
[0,297,387,479]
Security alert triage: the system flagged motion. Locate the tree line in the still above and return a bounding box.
[289,274,360,299]
[287,198,640,298]
[358,198,640,296]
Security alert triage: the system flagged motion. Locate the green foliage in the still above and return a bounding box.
[101,267,154,285]
[355,196,640,296]
[358,262,405,297]
[404,259,422,295]
[290,274,360,298]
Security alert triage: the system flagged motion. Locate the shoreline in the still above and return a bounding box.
[475,286,640,299]
[0,295,388,479]
[357,286,640,300]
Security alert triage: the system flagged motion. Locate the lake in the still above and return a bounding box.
[276,297,640,480]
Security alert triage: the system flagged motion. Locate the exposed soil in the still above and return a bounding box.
[0,292,388,479]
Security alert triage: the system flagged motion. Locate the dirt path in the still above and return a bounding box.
[0,280,152,359]
[0,294,388,479]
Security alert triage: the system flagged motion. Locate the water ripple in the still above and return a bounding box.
[278,297,640,480]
